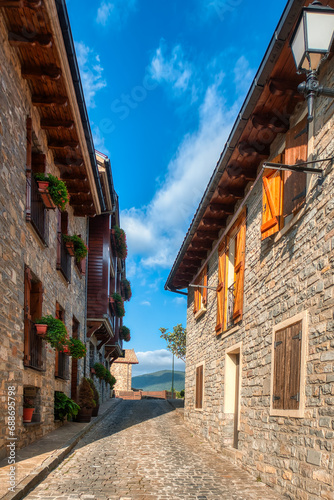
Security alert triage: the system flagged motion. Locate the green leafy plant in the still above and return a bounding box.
[180,389,185,398]
[112,226,127,259]
[63,234,88,262]
[111,293,125,318]
[78,378,96,409]
[87,378,99,406]
[66,338,87,359]
[119,325,131,342]
[34,173,69,211]
[104,371,116,388]
[121,278,132,301]
[159,324,186,362]
[35,315,67,350]
[93,363,107,380]
[54,391,80,421]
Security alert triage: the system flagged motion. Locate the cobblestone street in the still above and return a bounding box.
[25,400,283,500]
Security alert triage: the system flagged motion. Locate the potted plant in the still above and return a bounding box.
[121,278,132,301]
[119,325,131,342]
[66,338,87,359]
[62,235,88,262]
[54,391,80,422]
[111,226,127,260]
[62,235,75,256]
[111,293,125,318]
[88,379,100,417]
[35,322,48,336]
[34,173,69,211]
[23,398,35,423]
[93,362,107,380]
[35,315,67,350]
[76,378,96,422]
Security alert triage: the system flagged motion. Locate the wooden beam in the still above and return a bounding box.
[70,199,93,206]
[61,173,87,181]
[41,119,74,131]
[9,32,52,48]
[186,250,207,259]
[238,141,270,157]
[209,204,234,215]
[217,186,244,200]
[268,79,303,98]
[190,240,212,250]
[32,95,68,108]
[31,153,46,168]
[55,159,84,169]
[196,230,219,239]
[183,258,203,267]
[0,0,42,8]
[202,217,226,228]
[226,164,257,181]
[180,265,198,274]
[22,65,62,82]
[48,141,79,151]
[251,113,289,133]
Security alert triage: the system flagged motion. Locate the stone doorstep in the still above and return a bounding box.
[0,398,123,500]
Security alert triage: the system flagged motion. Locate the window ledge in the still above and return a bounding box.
[217,323,240,341]
[269,409,304,418]
[194,308,206,321]
[266,206,306,246]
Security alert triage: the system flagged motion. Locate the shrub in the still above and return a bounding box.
[104,371,116,388]
[63,234,88,262]
[87,378,99,406]
[113,226,127,259]
[94,362,107,380]
[78,378,96,409]
[35,315,67,350]
[66,338,87,359]
[119,325,131,342]
[34,173,69,211]
[180,389,185,398]
[54,391,80,421]
[111,293,125,318]
[121,279,132,301]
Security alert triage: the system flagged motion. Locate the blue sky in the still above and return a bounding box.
[67,0,287,376]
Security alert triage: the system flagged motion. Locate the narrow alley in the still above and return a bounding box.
[25,400,283,500]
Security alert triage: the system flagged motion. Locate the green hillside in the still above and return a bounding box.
[132,370,185,392]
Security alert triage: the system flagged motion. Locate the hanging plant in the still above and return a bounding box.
[34,173,69,211]
[119,325,131,342]
[93,363,107,380]
[112,226,127,260]
[111,293,125,318]
[35,315,67,350]
[63,234,88,262]
[121,279,132,301]
[65,337,87,359]
[104,371,116,387]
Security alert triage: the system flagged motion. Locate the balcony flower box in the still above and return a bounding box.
[65,241,75,256]
[34,173,69,211]
[36,180,57,210]
[35,323,48,337]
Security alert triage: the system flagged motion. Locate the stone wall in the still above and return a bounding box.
[86,338,111,404]
[0,16,88,458]
[184,62,334,498]
[111,363,131,392]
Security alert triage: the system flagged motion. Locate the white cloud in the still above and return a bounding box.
[132,349,185,376]
[96,0,136,27]
[92,125,110,156]
[233,55,255,96]
[140,301,151,307]
[75,42,106,109]
[173,297,187,306]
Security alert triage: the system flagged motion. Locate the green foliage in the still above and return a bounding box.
[119,325,131,342]
[35,315,67,350]
[87,378,99,406]
[111,293,125,318]
[54,391,80,421]
[104,371,116,387]
[180,389,185,398]
[34,173,69,211]
[113,226,127,259]
[121,278,132,301]
[78,378,96,409]
[66,337,87,359]
[94,362,107,380]
[159,324,186,361]
[63,234,88,262]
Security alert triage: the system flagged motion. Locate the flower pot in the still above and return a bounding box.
[65,241,75,257]
[35,324,48,336]
[23,408,34,423]
[92,405,99,417]
[75,407,93,423]
[90,368,96,374]
[37,181,57,210]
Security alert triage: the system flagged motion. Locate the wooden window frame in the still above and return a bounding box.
[270,311,308,418]
[195,362,204,410]
[193,265,208,320]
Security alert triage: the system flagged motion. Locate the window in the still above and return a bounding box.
[270,312,307,418]
[261,117,308,240]
[24,267,45,371]
[195,364,204,409]
[56,210,71,283]
[193,265,207,318]
[216,208,246,334]
[55,303,69,380]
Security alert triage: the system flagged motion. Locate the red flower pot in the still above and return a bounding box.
[37,180,49,191]
[65,241,75,256]
[23,408,34,423]
[35,324,48,336]
[37,181,56,210]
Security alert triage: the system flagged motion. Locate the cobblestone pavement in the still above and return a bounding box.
[25,400,283,500]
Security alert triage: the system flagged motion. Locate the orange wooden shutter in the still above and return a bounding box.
[261,167,283,240]
[216,240,227,334]
[285,322,302,410]
[24,267,32,366]
[233,209,247,323]
[283,117,308,217]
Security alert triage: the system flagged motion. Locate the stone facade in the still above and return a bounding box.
[111,349,139,394]
[183,60,334,499]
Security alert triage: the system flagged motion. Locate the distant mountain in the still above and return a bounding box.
[132,370,185,392]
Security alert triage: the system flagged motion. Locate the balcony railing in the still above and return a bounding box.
[56,351,70,380]
[227,282,235,328]
[25,320,44,371]
[57,234,71,283]
[27,176,48,245]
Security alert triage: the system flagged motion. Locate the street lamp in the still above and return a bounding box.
[290,1,334,121]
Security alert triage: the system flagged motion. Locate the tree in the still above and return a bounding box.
[159,324,186,362]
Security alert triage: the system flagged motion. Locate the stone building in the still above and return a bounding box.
[111,349,139,394]
[0,0,104,458]
[166,1,334,498]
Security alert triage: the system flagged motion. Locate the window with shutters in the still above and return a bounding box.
[216,208,246,335]
[56,210,71,283]
[193,265,207,319]
[261,117,308,240]
[24,267,45,371]
[55,303,70,380]
[270,312,307,418]
[195,364,204,409]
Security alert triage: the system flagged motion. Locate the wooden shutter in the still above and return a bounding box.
[261,168,283,240]
[24,267,32,366]
[193,266,207,315]
[26,117,32,222]
[30,282,43,321]
[216,240,227,334]
[283,117,308,217]
[56,209,62,269]
[233,209,246,323]
[55,303,64,378]
[195,365,203,409]
[273,328,285,410]
[285,322,302,410]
